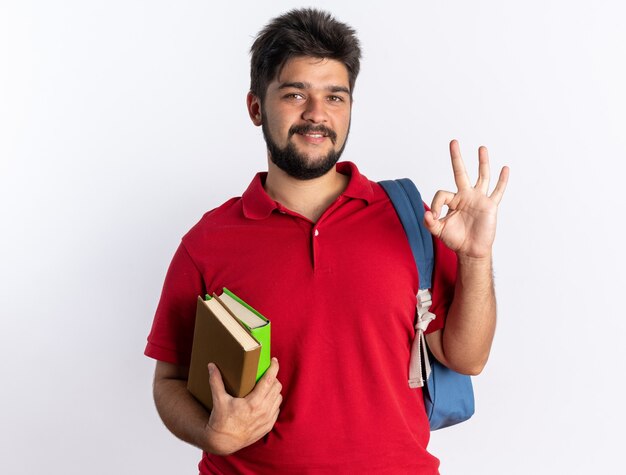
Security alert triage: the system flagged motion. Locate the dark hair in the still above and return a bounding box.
[250,8,362,101]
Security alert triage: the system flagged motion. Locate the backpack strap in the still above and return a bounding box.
[379,179,436,388]
[379,179,433,288]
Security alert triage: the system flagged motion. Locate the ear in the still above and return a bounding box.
[246,92,263,126]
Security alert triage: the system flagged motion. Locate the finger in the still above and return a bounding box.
[474,146,490,194]
[248,358,279,401]
[429,190,456,219]
[265,377,283,405]
[255,398,281,440]
[208,363,229,407]
[449,140,471,190]
[269,393,283,423]
[489,166,510,204]
[424,210,443,238]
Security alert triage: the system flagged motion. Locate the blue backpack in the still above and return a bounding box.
[379,178,475,430]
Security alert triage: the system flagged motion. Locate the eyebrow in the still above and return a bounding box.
[278,81,351,95]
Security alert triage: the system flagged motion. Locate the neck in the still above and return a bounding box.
[264,160,349,223]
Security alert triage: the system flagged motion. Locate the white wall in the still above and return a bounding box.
[1,1,624,473]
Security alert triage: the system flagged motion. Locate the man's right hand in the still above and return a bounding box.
[204,357,282,455]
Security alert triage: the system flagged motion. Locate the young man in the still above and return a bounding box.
[145,8,508,474]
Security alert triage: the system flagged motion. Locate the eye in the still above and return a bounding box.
[284,93,305,100]
[328,95,344,103]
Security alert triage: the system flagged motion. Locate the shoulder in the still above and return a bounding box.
[180,196,243,253]
[193,196,243,228]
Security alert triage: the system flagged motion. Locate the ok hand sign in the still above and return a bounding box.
[424,140,509,260]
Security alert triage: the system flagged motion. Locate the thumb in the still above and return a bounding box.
[208,363,227,407]
[424,210,442,238]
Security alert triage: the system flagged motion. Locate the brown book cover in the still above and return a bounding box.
[187,296,261,410]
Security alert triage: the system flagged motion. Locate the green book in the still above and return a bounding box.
[214,288,271,381]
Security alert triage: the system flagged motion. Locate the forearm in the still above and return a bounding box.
[422,140,508,374]
[153,359,282,456]
[153,376,214,453]
[442,254,497,374]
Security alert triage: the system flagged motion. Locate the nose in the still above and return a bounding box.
[301,96,328,123]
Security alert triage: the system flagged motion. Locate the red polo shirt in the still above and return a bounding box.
[146,162,457,474]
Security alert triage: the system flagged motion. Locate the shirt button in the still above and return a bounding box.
[314,229,319,237]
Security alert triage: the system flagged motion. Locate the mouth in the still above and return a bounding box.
[290,125,336,144]
[301,131,328,139]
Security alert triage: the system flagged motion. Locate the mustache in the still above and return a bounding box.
[289,124,337,144]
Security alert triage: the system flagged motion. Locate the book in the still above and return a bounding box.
[187,290,271,410]
[216,288,271,380]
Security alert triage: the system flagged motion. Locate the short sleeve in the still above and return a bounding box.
[144,242,206,365]
[424,236,458,334]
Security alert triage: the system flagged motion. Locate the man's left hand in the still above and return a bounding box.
[424,140,509,259]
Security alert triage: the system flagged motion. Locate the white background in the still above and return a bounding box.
[1,1,625,473]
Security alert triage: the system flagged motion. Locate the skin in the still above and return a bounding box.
[424,141,509,375]
[247,56,353,222]
[153,358,282,455]
[152,55,509,455]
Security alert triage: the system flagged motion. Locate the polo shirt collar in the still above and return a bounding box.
[337,161,374,204]
[242,161,374,220]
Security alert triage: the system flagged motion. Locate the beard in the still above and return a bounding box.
[262,114,349,180]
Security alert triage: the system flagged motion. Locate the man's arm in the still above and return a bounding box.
[426,256,496,375]
[424,140,509,375]
[153,358,282,456]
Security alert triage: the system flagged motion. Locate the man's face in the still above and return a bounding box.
[249,56,353,180]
